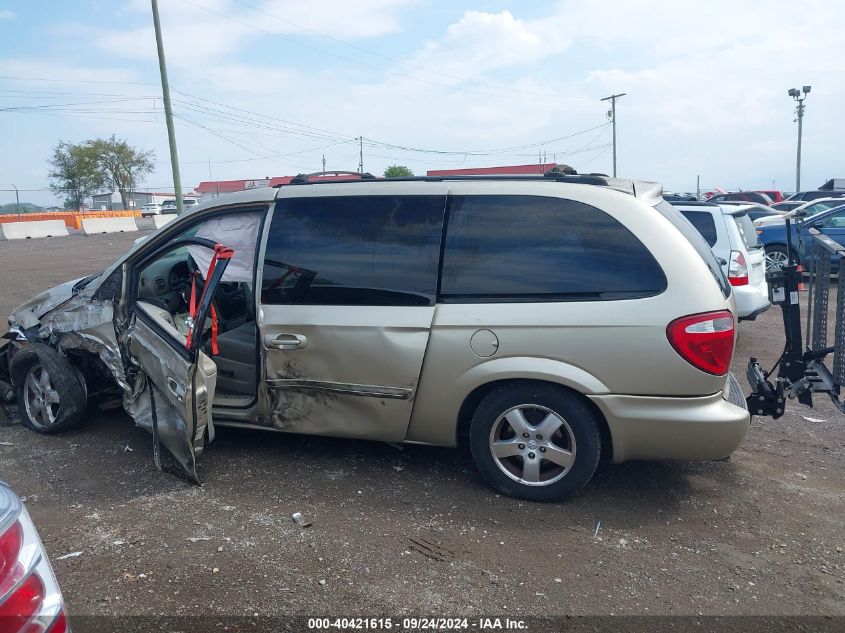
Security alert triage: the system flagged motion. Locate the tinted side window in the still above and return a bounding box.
[261,196,444,306]
[440,195,666,301]
[680,210,718,246]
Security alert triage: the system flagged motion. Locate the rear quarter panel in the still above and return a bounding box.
[405,183,735,446]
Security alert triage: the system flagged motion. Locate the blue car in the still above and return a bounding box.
[756,202,845,271]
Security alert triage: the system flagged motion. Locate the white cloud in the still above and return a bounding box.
[92,0,417,67]
[5,0,845,197]
[0,9,15,20]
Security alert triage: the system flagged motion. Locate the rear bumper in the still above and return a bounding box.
[588,381,750,463]
[733,284,771,320]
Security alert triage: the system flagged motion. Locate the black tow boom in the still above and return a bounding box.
[747,221,845,418]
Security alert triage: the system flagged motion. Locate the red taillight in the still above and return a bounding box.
[0,573,45,630]
[46,610,68,633]
[667,310,735,375]
[728,250,748,286]
[0,522,22,584]
[0,489,68,633]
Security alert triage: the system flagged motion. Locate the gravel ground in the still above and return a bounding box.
[0,233,842,623]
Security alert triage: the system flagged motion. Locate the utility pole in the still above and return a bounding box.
[12,184,20,220]
[322,154,327,172]
[151,0,184,214]
[356,136,364,174]
[601,93,626,177]
[696,174,701,201]
[788,86,811,192]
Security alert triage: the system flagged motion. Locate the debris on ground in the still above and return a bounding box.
[292,512,312,527]
[593,521,602,538]
[0,441,14,446]
[56,551,83,560]
[186,537,211,543]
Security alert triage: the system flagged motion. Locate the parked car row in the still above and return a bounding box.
[140,198,200,217]
[754,199,845,271]
[672,202,770,320]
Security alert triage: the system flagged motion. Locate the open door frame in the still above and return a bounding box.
[126,238,234,482]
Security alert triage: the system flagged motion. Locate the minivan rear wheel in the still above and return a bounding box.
[469,383,601,501]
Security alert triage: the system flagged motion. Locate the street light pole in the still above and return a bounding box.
[601,93,626,177]
[788,85,811,192]
[151,0,184,215]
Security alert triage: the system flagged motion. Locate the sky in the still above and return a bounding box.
[1,0,843,207]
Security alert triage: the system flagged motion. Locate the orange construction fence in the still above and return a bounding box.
[0,210,141,230]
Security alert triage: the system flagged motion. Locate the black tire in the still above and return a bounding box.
[469,382,601,501]
[13,345,87,434]
[764,244,797,273]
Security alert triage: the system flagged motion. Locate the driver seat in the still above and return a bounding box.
[205,321,257,397]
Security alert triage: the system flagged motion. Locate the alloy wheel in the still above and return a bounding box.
[488,404,577,487]
[765,249,790,272]
[23,367,61,430]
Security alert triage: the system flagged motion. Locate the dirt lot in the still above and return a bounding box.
[0,233,842,622]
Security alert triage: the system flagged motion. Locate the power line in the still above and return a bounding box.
[0,74,159,87]
[0,76,614,170]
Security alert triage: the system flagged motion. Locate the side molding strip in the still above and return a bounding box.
[267,379,413,400]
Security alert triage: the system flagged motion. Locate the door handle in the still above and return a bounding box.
[167,377,186,402]
[264,333,307,350]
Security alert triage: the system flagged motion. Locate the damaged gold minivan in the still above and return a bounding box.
[0,174,750,501]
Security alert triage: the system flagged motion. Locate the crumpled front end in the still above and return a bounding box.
[2,275,129,412]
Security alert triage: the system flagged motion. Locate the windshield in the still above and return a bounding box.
[786,200,839,219]
[654,201,730,298]
[732,213,761,250]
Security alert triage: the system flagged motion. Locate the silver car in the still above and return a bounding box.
[0,176,749,501]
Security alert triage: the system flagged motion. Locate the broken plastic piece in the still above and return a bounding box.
[292,512,312,527]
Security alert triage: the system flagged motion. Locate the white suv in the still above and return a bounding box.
[675,202,770,320]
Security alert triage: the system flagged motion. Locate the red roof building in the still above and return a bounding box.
[195,173,370,198]
[427,163,558,177]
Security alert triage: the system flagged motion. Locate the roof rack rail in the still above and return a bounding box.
[278,171,377,187]
[543,164,577,176]
[274,168,617,187]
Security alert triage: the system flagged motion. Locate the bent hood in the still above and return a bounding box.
[9,277,87,330]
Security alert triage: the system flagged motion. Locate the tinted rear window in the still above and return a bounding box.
[655,201,730,298]
[440,195,666,301]
[679,210,718,246]
[261,195,444,306]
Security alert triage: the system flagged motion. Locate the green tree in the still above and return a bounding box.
[88,135,155,209]
[384,165,414,178]
[47,141,105,209]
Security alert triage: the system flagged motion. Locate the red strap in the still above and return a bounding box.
[185,243,234,355]
[210,305,219,356]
